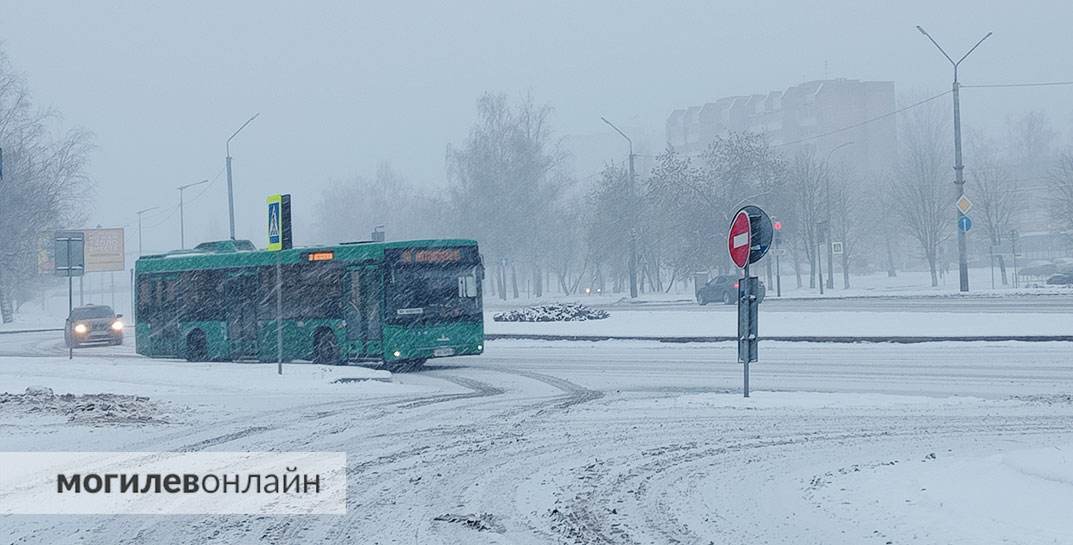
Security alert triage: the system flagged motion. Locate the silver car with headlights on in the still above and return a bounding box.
[65,305,124,348]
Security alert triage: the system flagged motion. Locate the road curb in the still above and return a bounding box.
[486,333,1073,344]
[0,328,64,335]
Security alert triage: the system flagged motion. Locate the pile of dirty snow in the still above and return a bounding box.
[492,303,609,322]
[0,386,168,424]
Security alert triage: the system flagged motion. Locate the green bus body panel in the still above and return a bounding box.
[382,321,484,362]
[136,239,476,274]
[134,239,483,363]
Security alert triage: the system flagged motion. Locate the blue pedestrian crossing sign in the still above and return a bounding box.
[266,193,292,251]
[958,215,972,232]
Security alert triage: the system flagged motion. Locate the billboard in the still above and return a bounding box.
[40,228,125,274]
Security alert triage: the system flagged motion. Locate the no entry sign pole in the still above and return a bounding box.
[728,210,752,397]
[728,206,772,399]
[743,260,750,397]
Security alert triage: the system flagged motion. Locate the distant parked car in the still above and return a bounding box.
[1046,273,1073,286]
[696,275,766,305]
[65,305,124,348]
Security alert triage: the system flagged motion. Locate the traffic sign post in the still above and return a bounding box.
[55,231,85,360]
[266,194,292,376]
[772,219,783,298]
[727,205,773,398]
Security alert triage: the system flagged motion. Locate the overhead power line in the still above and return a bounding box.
[775,90,952,148]
[962,80,1073,89]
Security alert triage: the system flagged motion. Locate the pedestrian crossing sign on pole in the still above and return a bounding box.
[266,194,292,251]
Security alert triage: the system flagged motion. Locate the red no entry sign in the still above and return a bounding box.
[728,210,751,269]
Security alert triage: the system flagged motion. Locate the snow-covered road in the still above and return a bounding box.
[2,334,1073,543]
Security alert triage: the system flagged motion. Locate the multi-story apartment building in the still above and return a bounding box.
[666,78,897,175]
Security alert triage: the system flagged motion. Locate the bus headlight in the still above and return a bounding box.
[73,323,88,334]
[477,344,483,351]
[111,321,124,331]
[393,351,401,358]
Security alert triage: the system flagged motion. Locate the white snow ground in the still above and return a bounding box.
[2,331,1073,544]
[486,308,1073,337]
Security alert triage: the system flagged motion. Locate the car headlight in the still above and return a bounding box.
[73,323,88,334]
[393,351,401,358]
[111,321,124,331]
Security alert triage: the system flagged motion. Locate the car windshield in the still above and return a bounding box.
[70,307,114,320]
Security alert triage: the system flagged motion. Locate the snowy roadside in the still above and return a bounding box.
[0,341,433,446]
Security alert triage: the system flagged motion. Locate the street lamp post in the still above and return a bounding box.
[601,116,639,299]
[917,25,993,293]
[178,179,210,249]
[823,141,853,290]
[225,113,260,241]
[136,206,159,256]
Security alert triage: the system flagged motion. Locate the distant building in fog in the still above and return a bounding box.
[666,78,897,174]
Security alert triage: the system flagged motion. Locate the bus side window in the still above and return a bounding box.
[137,276,153,319]
[364,267,382,340]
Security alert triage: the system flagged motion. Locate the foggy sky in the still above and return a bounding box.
[1,0,1071,257]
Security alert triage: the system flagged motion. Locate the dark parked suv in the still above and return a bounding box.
[65,305,124,348]
[696,275,766,305]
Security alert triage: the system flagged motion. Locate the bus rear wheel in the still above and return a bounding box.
[185,330,208,362]
[313,330,341,365]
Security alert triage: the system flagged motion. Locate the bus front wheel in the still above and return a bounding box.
[185,330,208,362]
[313,330,341,365]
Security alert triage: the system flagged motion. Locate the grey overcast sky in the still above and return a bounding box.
[1,0,1071,254]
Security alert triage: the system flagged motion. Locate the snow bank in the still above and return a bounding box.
[666,390,990,409]
[493,303,609,322]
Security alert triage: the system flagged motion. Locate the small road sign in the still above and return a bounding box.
[266,194,292,251]
[54,231,85,277]
[831,241,844,256]
[956,195,973,215]
[958,215,973,232]
[728,210,751,269]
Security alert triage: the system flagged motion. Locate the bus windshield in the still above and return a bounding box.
[387,263,481,323]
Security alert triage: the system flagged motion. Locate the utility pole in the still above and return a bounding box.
[136,207,159,256]
[225,113,260,240]
[601,116,639,298]
[917,26,992,293]
[823,142,853,290]
[816,222,825,295]
[178,179,210,249]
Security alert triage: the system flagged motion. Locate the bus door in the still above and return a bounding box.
[143,273,181,356]
[345,266,383,357]
[224,272,259,360]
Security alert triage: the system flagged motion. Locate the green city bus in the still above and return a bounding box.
[134,238,484,371]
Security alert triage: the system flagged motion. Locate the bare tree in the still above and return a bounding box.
[890,100,951,287]
[829,171,863,288]
[787,150,826,289]
[0,47,93,322]
[314,162,444,244]
[966,131,1019,285]
[1051,152,1073,233]
[447,92,570,299]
